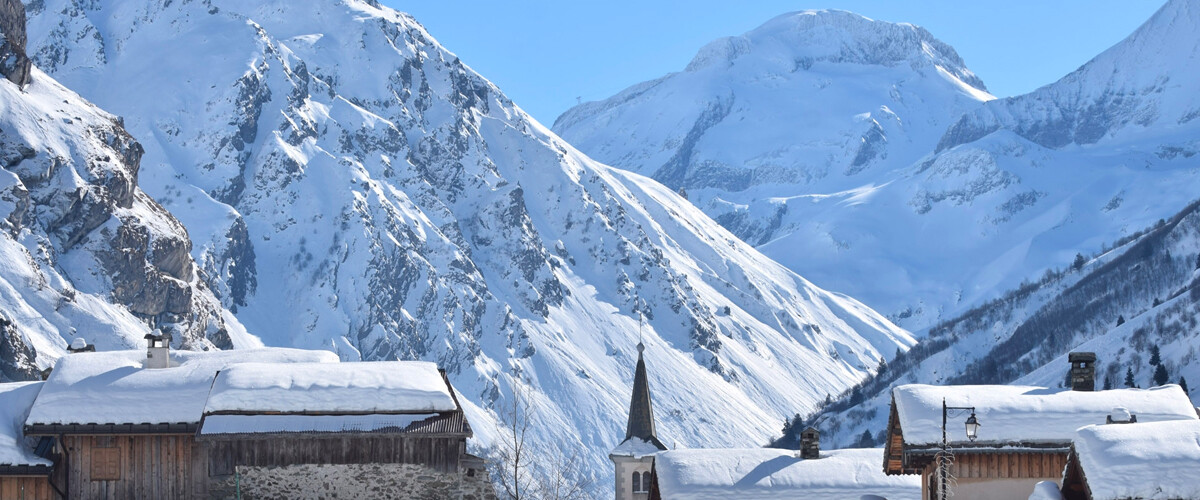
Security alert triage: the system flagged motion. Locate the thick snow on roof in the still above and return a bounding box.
[0,382,50,467]
[652,448,919,500]
[204,361,456,414]
[199,413,436,436]
[27,349,337,426]
[1073,420,1200,500]
[610,437,665,458]
[893,384,1197,446]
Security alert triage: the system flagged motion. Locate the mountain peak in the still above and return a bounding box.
[685,9,987,93]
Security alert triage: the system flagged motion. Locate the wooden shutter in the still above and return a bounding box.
[91,447,121,481]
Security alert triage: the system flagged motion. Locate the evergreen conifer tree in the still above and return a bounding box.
[1150,345,1162,366]
[1117,315,1126,326]
[1103,374,1114,390]
[1180,376,1190,395]
[1154,364,1170,387]
[1124,367,1136,388]
[856,430,874,448]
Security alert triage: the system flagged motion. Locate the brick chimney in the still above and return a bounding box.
[800,427,820,459]
[1069,352,1096,391]
[144,332,171,369]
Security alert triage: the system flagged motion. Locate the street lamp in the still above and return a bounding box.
[964,412,980,442]
[939,399,980,500]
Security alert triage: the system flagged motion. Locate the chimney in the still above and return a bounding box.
[144,332,171,369]
[66,337,95,353]
[1106,407,1137,424]
[1069,352,1096,391]
[799,427,820,459]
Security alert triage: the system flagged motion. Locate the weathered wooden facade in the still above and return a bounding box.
[52,434,201,499]
[0,474,55,500]
[884,401,1070,499]
[1060,449,1089,500]
[204,435,467,475]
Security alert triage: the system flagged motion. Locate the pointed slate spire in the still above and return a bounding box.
[624,342,666,449]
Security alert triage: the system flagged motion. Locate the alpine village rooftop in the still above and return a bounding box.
[610,346,1200,500]
[0,335,496,499]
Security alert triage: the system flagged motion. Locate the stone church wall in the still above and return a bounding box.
[208,463,497,499]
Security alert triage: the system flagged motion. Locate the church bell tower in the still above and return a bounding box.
[610,342,667,500]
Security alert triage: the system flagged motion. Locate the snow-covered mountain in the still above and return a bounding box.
[21,0,914,492]
[762,0,1200,449]
[555,2,1200,333]
[0,0,252,382]
[553,9,995,329]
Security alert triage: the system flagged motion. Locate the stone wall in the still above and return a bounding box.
[613,456,653,500]
[208,463,497,500]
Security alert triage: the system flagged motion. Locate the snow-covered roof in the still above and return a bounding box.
[892,384,1197,447]
[652,448,920,500]
[0,382,50,468]
[203,361,457,414]
[26,349,337,427]
[1072,420,1200,500]
[610,437,665,458]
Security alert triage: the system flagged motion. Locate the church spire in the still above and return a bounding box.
[624,342,666,449]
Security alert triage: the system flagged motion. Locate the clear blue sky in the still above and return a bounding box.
[386,1,1167,125]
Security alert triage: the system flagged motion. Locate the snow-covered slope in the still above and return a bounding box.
[24,0,914,491]
[556,2,1200,333]
[789,198,1200,451]
[0,0,250,382]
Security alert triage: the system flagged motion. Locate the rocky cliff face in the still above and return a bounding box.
[0,1,251,381]
[0,0,30,87]
[25,0,915,492]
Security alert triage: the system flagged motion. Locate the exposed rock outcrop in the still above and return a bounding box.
[0,0,30,87]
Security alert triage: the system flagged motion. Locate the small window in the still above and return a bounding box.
[91,447,121,481]
[633,471,650,493]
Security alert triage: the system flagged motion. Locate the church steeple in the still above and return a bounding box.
[624,342,666,449]
[611,341,666,500]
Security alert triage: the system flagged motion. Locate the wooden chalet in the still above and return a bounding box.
[883,355,1198,500]
[18,337,493,499]
[194,359,491,496]
[1059,419,1200,500]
